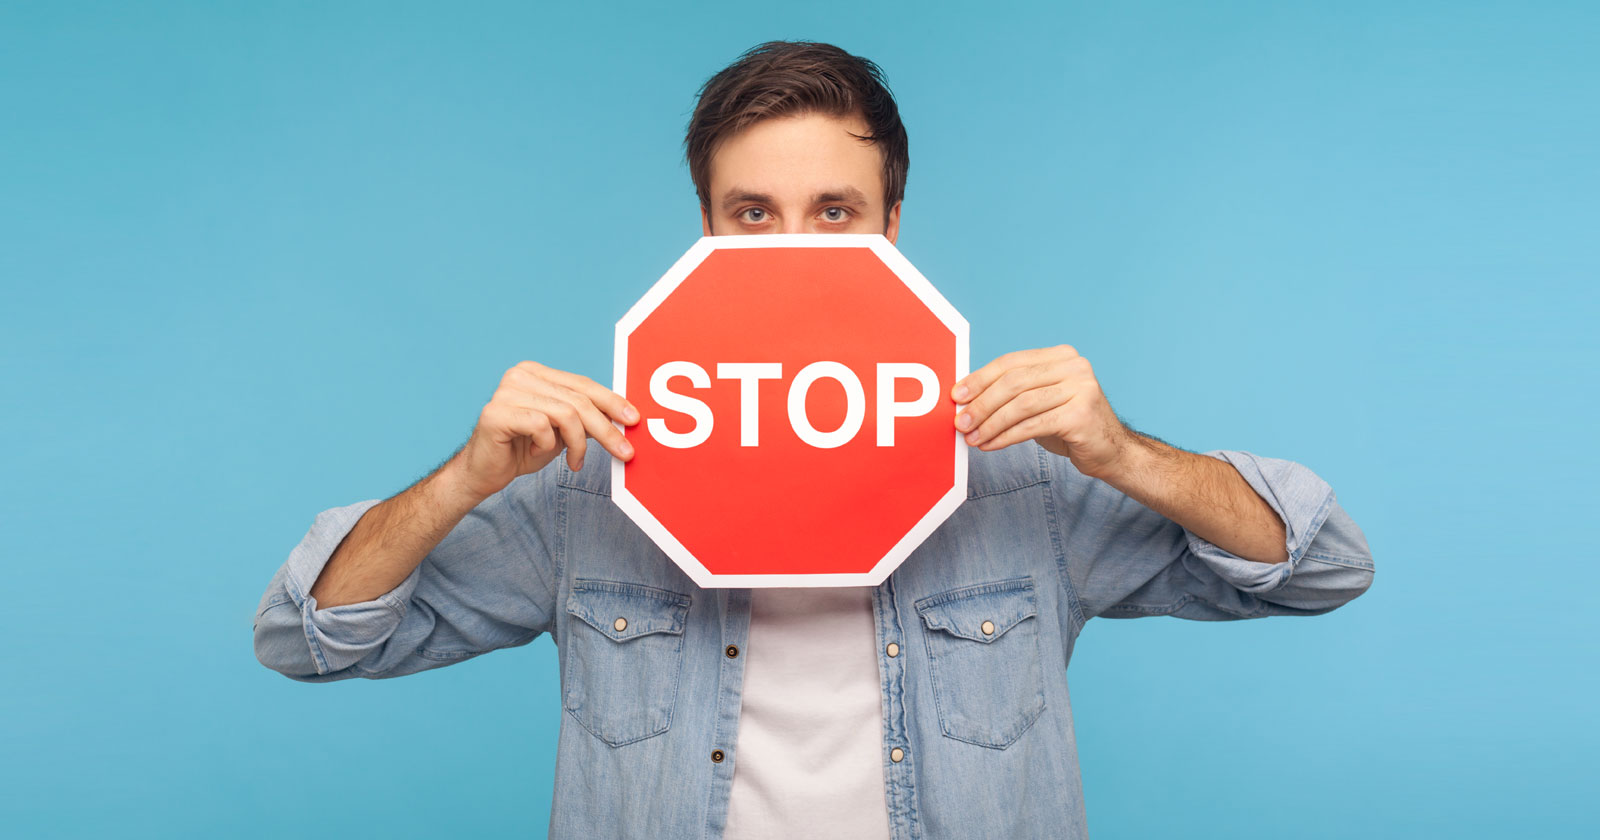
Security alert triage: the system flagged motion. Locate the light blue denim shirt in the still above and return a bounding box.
[253,442,1374,839]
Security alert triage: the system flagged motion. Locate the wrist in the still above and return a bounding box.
[1090,427,1166,488]
[429,456,494,513]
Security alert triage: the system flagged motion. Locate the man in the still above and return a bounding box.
[254,40,1374,839]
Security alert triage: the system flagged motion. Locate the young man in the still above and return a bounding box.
[254,41,1374,839]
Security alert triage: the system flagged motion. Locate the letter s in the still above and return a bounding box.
[647,361,713,448]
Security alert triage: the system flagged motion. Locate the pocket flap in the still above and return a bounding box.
[566,579,691,642]
[916,578,1037,643]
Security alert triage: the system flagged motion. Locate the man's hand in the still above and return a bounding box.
[452,361,639,501]
[952,345,1135,480]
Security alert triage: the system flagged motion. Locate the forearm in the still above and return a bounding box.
[309,456,489,608]
[1097,432,1289,565]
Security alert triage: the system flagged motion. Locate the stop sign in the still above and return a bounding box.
[612,234,968,587]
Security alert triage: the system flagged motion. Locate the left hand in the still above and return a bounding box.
[953,345,1135,480]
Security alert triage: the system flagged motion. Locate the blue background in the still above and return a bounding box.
[3,1,1595,837]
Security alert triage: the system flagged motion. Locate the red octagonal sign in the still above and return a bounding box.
[613,234,968,587]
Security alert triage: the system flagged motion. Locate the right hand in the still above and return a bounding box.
[451,361,639,500]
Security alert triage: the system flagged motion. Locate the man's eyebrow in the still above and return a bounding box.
[811,187,869,206]
[720,189,775,207]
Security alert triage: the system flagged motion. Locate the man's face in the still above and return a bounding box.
[701,111,901,242]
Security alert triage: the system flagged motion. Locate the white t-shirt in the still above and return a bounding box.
[723,586,891,840]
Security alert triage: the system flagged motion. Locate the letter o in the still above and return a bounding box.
[787,361,865,449]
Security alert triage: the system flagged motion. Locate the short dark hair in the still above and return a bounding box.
[685,41,909,223]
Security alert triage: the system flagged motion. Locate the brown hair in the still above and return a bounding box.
[685,41,909,224]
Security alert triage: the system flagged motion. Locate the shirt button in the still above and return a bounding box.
[981,620,995,635]
[890,747,905,763]
[725,644,740,658]
[886,642,900,658]
[711,749,726,763]
[613,617,628,632]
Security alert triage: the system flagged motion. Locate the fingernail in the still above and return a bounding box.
[957,413,973,430]
[620,440,634,458]
[624,406,639,423]
[953,385,969,401]
[965,431,979,444]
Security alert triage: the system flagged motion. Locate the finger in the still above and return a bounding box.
[953,351,1031,403]
[953,345,1078,402]
[486,403,559,452]
[509,409,560,452]
[536,396,588,470]
[538,368,640,426]
[957,364,1063,434]
[966,384,1071,446]
[501,386,629,462]
[506,364,639,426]
[566,390,635,462]
[979,404,1071,452]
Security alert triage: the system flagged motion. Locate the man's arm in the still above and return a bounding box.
[1092,431,1288,565]
[955,344,1372,622]
[1046,442,1372,622]
[253,360,638,681]
[309,459,487,609]
[307,359,637,610]
[954,344,1287,564]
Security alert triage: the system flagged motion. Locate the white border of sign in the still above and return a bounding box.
[613,234,969,588]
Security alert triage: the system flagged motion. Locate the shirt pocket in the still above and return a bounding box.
[915,577,1047,749]
[562,579,692,747]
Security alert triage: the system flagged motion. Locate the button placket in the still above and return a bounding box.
[704,588,753,840]
[874,576,921,838]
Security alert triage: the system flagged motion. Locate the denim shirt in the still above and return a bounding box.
[253,442,1374,839]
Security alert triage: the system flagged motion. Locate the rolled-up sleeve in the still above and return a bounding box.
[1053,447,1375,622]
[253,469,560,682]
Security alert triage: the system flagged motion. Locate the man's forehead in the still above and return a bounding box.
[706,112,887,207]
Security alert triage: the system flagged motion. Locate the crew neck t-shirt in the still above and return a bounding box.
[722,586,891,840]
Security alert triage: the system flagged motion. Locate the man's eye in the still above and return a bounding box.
[822,207,849,222]
[741,208,767,223]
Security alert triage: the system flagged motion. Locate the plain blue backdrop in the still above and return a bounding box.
[3,1,1595,837]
